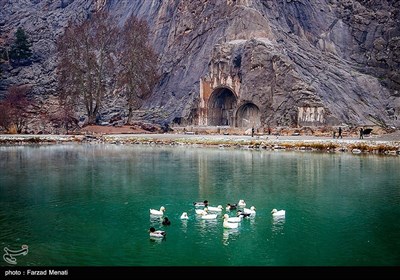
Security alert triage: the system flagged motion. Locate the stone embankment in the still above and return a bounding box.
[0,133,399,156]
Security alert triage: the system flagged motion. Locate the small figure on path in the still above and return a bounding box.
[359,128,364,139]
[251,127,254,137]
[338,127,342,139]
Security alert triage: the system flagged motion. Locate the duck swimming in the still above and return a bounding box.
[195,207,208,215]
[150,206,166,216]
[243,206,256,216]
[180,212,189,219]
[238,200,246,207]
[236,210,252,218]
[193,200,208,207]
[223,215,239,229]
[271,208,286,217]
[223,213,242,223]
[207,205,223,212]
[162,217,171,225]
[200,211,218,219]
[226,203,237,211]
[149,227,166,238]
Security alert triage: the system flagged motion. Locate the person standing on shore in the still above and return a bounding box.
[338,127,342,139]
[360,128,364,139]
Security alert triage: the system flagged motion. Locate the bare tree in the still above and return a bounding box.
[57,11,119,124]
[118,16,159,124]
[0,85,31,133]
[0,102,12,132]
[50,100,79,134]
[57,11,158,126]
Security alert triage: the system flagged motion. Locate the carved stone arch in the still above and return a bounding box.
[236,102,261,128]
[207,87,237,126]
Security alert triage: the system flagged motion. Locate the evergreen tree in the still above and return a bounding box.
[0,46,5,78]
[9,27,32,65]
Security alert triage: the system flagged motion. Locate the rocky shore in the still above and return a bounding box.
[1,132,399,156]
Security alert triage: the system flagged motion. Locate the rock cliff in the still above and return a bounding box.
[1,0,399,130]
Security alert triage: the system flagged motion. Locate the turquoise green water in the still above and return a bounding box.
[0,144,399,266]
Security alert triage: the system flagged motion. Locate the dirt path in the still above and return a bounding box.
[79,125,400,141]
[79,125,150,135]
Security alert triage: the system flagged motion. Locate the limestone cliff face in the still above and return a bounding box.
[104,0,399,128]
[1,0,399,129]
[0,0,99,96]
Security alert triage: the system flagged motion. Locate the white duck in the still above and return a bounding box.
[238,199,246,207]
[271,208,285,217]
[243,206,256,215]
[180,212,189,219]
[201,211,218,220]
[207,205,223,212]
[223,216,239,229]
[223,213,242,223]
[149,227,166,238]
[150,206,165,216]
[195,207,208,215]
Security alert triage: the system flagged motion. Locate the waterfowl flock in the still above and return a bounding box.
[149,200,286,240]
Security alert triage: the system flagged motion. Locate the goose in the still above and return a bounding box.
[149,227,166,238]
[193,200,208,207]
[150,206,166,216]
[243,206,256,215]
[223,216,239,229]
[271,208,285,217]
[226,203,237,211]
[195,207,208,215]
[223,213,242,223]
[162,217,171,225]
[207,205,223,212]
[238,200,246,207]
[180,212,189,219]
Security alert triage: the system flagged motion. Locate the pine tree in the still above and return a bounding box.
[0,46,5,78]
[9,27,33,65]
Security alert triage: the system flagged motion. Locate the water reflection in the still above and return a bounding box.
[198,218,218,228]
[180,219,188,233]
[271,216,286,235]
[150,236,166,243]
[149,215,163,227]
[223,228,240,245]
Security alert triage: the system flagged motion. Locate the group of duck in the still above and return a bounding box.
[149,199,286,239]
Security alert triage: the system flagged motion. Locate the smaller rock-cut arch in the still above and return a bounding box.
[236,103,261,128]
[208,87,237,126]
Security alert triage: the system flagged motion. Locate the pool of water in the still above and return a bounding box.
[1,144,399,266]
